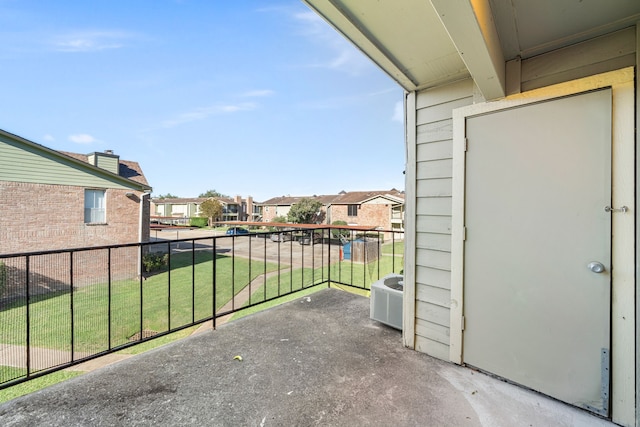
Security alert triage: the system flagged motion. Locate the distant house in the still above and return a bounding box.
[259,189,405,236]
[0,129,152,254]
[327,190,405,236]
[259,195,333,223]
[151,197,204,224]
[151,195,256,224]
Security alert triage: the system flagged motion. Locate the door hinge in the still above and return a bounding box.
[464,137,468,152]
[461,315,466,331]
[463,227,467,241]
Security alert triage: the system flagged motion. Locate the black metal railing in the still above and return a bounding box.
[0,226,404,389]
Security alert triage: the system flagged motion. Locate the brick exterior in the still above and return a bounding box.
[0,181,150,254]
[330,203,391,228]
[259,192,405,239]
[263,202,394,229]
[261,205,291,223]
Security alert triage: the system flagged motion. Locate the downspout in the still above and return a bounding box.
[138,192,151,276]
[139,192,151,243]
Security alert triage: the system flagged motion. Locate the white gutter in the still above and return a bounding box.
[139,192,151,243]
[138,192,151,276]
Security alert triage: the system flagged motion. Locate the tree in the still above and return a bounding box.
[154,193,178,199]
[268,215,288,231]
[199,189,228,198]
[199,199,223,227]
[272,215,287,224]
[287,198,324,224]
[331,220,350,239]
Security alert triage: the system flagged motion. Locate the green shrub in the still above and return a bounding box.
[268,216,288,231]
[0,262,6,296]
[142,253,169,273]
[331,220,350,239]
[190,217,208,228]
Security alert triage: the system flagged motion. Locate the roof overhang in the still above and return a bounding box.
[303,0,640,100]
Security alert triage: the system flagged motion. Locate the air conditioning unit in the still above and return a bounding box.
[370,274,403,330]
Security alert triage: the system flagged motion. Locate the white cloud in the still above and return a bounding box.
[51,30,133,52]
[42,134,55,142]
[392,101,403,122]
[69,133,97,144]
[293,11,325,30]
[292,11,371,76]
[241,89,275,98]
[161,102,257,128]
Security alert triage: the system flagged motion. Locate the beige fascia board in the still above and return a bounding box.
[430,0,506,100]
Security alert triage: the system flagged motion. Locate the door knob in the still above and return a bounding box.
[587,262,605,273]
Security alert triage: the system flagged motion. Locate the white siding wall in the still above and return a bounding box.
[412,79,474,360]
[408,27,637,363]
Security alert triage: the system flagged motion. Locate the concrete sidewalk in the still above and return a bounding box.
[0,289,616,426]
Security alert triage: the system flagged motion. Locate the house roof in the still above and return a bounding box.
[150,197,207,204]
[303,0,640,99]
[150,197,238,206]
[259,196,321,206]
[61,151,150,187]
[0,128,151,191]
[330,189,404,205]
[259,189,404,206]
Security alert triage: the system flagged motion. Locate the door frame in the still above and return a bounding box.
[450,67,635,425]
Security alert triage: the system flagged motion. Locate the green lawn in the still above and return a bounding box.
[231,247,402,320]
[0,251,278,354]
[381,240,404,255]
[0,369,82,404]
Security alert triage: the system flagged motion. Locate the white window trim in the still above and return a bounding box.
[84,188,107,224]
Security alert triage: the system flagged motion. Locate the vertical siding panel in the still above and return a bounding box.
[412,79,474,361]
[403,91,418,349]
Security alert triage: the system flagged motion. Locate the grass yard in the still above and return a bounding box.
[0,369,82,404]
[381,240,404,255]
[0,251,278,355]
[232,245,402,320]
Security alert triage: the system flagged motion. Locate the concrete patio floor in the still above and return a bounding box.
[0,288,616,426]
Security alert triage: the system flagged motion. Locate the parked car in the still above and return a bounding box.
[270,227,295,242]
[270,232,293,242]
[226,227,249,235]
[299,231,322,245]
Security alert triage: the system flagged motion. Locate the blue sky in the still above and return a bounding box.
[0,1,405,201]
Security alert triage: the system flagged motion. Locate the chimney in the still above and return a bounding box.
[87,150,120,175]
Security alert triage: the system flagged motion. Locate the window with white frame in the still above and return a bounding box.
[84,189,106,223]
[348,204,358,216]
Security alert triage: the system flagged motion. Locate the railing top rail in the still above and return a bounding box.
[0,226,399,259]
[218,221,384,231]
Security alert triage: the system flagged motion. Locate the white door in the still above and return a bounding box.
[463,89,612,416]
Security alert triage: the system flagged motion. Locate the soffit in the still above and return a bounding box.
[490,0,640,59]
[303,0,640,95]
[304,0,469,91]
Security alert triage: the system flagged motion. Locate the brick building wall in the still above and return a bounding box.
[0,181,149,255]
[330,203,392,229]
[261,205,292,223]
